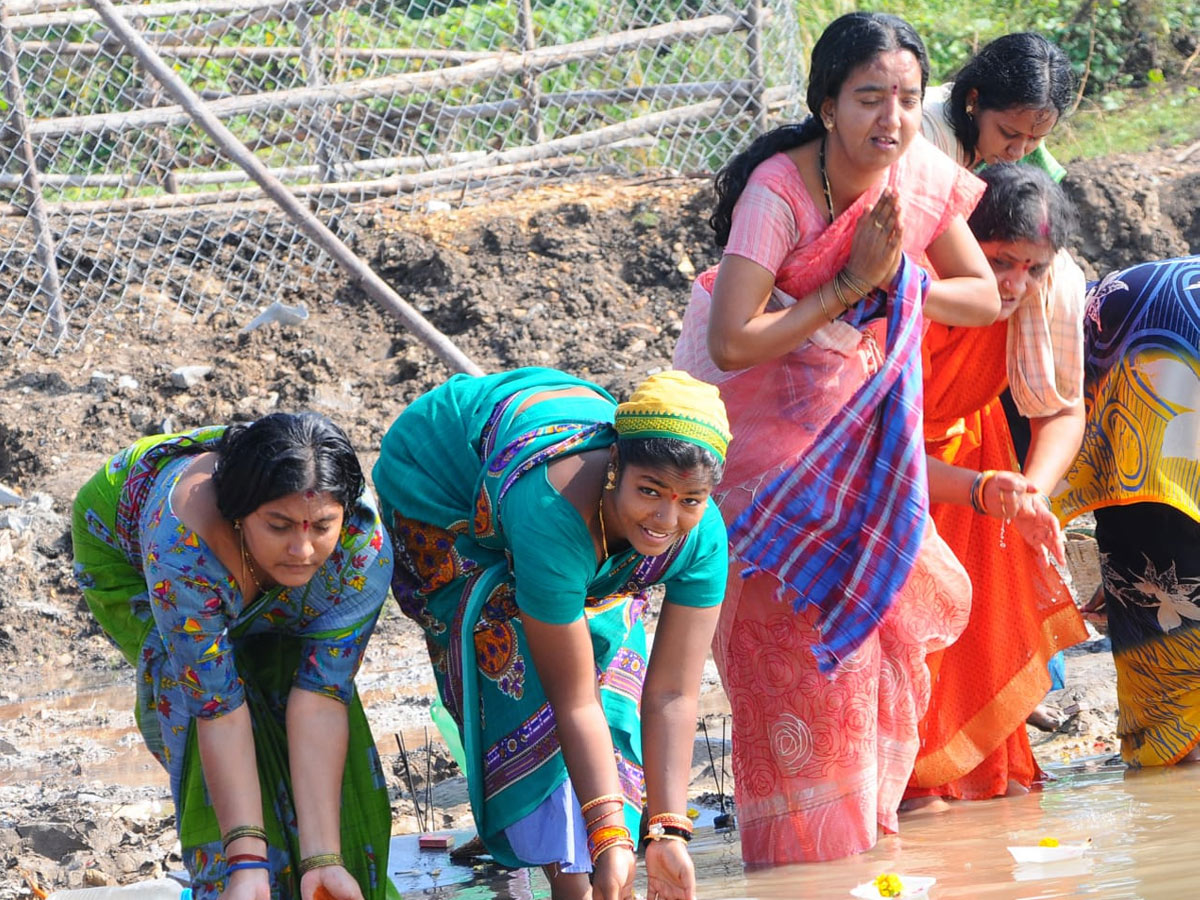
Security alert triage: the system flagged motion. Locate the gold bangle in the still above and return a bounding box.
[831,273,853,311]
[221,825,268,849]
[817,283,836,322]
[840,267,875,297]
[298,852,344,875]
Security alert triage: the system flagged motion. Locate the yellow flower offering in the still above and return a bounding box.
[874,873,904,897]
[1038,837,1060,847]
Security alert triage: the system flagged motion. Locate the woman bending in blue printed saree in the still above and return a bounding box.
[71,414,393,900]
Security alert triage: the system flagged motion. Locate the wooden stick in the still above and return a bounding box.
[0,9,68,339]
[0,149,488,191]
[9,0,311,30]
[29,14,750,137]
[83,0,482,375]
[295,6,339,185]
[0,154,581,216]
[516,0,543,144]
[17,39,502,62]
[744,0,768,137]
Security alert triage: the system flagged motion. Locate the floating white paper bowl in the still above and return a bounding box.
[849,875,936,898]
[1007,844,1088,864]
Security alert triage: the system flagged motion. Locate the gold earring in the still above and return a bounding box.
[605,466,617,491]
[823,118,834,131]
[233,519,241,530]
[966,104,976,118]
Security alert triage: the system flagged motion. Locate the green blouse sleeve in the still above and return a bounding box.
[661,501,728,608]
[502,467,593,625]
[1022,143,1067,183]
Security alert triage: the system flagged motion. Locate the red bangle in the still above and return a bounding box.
[226,853,269,864]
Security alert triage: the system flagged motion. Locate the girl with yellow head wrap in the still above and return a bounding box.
[374,366,729,900]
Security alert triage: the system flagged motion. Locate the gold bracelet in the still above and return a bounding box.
[298,852,344,875]
[817,283,836,322]
[831,273,853,311]
[221,825,268,849]
[840,267,875,297]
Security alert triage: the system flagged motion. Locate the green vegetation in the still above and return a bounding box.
[1055,81,1200,160]
[17,0,1199,194]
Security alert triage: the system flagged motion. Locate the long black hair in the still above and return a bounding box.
[967,163,1078,251]
[212,412,365,521]
[948,33,1075,162]
[710,12,929,246]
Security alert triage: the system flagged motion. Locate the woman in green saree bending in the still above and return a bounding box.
[373,367,731,900]
[71,414,394,900]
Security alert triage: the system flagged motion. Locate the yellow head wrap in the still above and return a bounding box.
[614,370,732,461]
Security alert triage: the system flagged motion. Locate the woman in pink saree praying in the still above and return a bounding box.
[674,12,1002,864]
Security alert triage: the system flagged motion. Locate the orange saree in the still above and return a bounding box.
[906,321,1088,799]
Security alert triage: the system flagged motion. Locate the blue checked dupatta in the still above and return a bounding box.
[729,255,930,672]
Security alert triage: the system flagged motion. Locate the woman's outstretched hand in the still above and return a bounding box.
[846,187,904,289]
[591,844,637,900]
[978,471,1065,566]
[645,838,696,900]
[1012,495,1067,567]
[304,866,364,900]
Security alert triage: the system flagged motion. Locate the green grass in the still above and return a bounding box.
[1053,82,1200,161]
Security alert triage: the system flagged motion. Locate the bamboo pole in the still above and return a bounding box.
[17,40,502,62]
[295,6,339,186]
[83,0,482,376]
[0,154,589,218]
[0,149,488,191]
[28,14,749,137]
[0,9,68,338]
[515,0,543,144]
[380,79,762,122]
[745,0,768,136]
[9,0,311,29]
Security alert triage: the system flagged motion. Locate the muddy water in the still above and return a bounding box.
[393,758,1200,899]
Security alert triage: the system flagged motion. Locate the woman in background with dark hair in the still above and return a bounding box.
[905,164,1089,809]
[673,11,996,863]
[373,367,730,900]
[922,32,1075,180]
[72,414,393,900]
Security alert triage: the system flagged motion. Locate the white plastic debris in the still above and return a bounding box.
[240,300,309,334]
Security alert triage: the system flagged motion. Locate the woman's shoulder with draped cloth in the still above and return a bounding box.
[895,134,986,248]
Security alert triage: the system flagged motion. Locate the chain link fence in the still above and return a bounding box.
[0,0,804,356]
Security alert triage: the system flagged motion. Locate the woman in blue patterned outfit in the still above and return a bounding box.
[71,414,393,900]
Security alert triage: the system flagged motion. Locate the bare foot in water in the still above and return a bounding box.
[899,795,951,815]
[1005,779,1030,797]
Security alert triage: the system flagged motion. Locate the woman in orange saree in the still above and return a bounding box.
[673,12,1000,864]
[905,164,1090,805]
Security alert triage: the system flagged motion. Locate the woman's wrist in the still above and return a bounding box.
[299,852,345,875]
